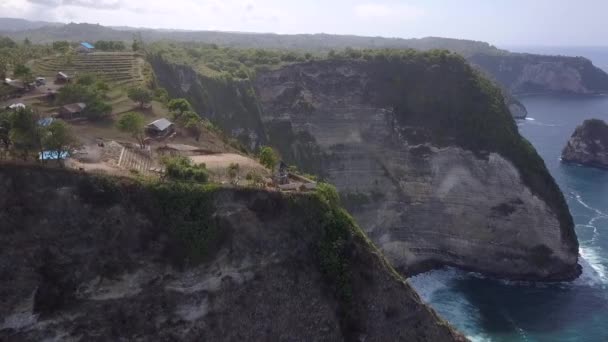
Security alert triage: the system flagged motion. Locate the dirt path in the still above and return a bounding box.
[190,153,269,182]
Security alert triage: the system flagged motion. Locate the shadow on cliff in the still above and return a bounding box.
[451,276,608,335]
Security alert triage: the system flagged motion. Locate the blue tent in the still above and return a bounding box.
[39,151,69,160]
[80,42,94,49]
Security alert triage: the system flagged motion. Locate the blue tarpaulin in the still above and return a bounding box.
[80,42,94,49]
[39,151,69,160]
[37,117,54,127]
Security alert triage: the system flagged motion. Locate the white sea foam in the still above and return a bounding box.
[572,192,608,218]
[577,246,608,287]
[525,117,536,121]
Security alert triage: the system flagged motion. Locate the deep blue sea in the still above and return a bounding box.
[410,95,608,342]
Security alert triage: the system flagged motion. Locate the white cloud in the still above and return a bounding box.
[354,3,425,20]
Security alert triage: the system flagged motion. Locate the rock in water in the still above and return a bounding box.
[562,119,608,170]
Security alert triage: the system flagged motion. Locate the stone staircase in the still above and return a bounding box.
[117,146,156,175]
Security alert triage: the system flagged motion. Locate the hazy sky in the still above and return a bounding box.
[1,0,606,46]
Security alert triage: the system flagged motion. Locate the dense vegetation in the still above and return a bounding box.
[56,75,112,119]
[2,22,506,57]
[0,107,75,162]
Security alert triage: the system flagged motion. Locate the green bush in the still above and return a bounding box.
[258,146,278,170]
[163,156,209,183]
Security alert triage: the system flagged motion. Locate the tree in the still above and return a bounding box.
[13,64,32,79]
[52,41,70,53]
[0,36,16,49]
[116,112,146,148]
[76,73,96,86]
[42,120,75,165]
[23,38,31,46]
[86,100,112,120]
[153,88,169,103]
[8,108,42,161]
[258,146,278,170]
[167,98,192,119]
[0,110,12,151]
[128,87,152,109]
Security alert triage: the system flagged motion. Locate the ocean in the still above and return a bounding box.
[410,95,608,342]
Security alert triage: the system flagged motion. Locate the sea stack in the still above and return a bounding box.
[562,119,608,170]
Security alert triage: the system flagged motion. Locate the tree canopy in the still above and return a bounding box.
[116,112,146,148]
[258,146,278,170]
[128,87,153,108]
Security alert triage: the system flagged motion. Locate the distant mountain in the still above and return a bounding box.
[0,21,504,57]
[2,18,608,98]
[0,17,62,32]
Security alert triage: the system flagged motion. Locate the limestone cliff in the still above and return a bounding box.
[253,57,580,280]
[562,119,608,170]
[151,51,580,281]
[469,53,608,95]
[0,165,463,341]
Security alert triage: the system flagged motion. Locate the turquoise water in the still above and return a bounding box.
[410,95,608,342]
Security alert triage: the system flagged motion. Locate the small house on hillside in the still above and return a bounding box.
[6,79,25,91]
[77,42,95,53]
[146,118,175,137]
[7,103,26,110]
[56,72,70,84]
[58,102,87,119]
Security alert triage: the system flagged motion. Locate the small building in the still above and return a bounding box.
[77,42,95,53]
[146,118,175,137]
[35,77,46,86]
[7,103,26,110]
[56,72,70,84]
[58,102,87,119]
[6,79,25,90]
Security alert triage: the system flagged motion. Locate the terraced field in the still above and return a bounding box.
[31,52,145,86]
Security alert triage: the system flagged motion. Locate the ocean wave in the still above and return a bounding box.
[572,192,608,218]
[577,247,608,287]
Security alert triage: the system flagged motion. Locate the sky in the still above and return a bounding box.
[1,0,607,46]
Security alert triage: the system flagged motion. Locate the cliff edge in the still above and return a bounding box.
[0,166,463,341]
[562,119,608,170]
[253,54,580,280]
[151,49,581,281]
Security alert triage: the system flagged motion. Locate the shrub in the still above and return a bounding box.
[258,146,278,170]
[163,156,209,183]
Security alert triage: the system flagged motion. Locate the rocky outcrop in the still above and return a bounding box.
[0,165,464,341]
[469,53,608,95]
[252,56,580,281]
[562,119,608,169]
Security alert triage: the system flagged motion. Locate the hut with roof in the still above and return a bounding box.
[146,118,175,138]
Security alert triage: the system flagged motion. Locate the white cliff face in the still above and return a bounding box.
[255,61,580,280]
[514,62,589,94]
[562,119,608,170]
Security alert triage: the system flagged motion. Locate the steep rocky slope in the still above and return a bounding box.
[562,119,608,169]
[152,51,580,281]
[469,53,608,95]
[0,165,463,341]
